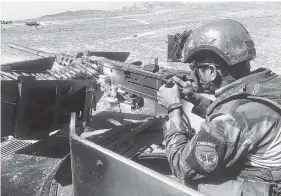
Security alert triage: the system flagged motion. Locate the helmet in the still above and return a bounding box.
[182,19,256,66]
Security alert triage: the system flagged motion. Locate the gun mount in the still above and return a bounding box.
[1,59,101,139]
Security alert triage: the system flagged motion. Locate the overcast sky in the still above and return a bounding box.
[0,1,134,21]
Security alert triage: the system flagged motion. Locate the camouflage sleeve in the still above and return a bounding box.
[164,113,243,183]
[191,96,213,119]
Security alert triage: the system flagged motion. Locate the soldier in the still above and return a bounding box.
[157,19,281,196]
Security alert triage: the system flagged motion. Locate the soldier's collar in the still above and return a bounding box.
[215,68,277,97]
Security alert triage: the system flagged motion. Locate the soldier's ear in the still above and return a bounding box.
[209,64,217,81]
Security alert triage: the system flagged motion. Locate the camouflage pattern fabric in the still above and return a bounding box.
[163,68,281,195]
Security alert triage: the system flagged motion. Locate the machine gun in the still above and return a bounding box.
[8,44,198,113]
[87,55,197,103]
[3,44,208,196]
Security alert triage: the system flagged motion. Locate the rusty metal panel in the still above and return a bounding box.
[1,75,100,138]
[69,113,205,196]
[1,80,18,137]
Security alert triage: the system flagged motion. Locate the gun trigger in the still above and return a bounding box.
[165,82,175,88]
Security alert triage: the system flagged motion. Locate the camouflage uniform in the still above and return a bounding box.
[163,68,281,195]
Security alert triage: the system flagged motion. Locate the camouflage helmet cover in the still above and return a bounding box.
[182,19,256,66]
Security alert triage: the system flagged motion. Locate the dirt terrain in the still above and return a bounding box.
[2,2,281,72]
[1,1,281,115]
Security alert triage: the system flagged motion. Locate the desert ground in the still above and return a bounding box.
[1,1,281,115]
[2,2,281,72]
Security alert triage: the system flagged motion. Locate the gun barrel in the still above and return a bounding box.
[8,44,56,58]
[88,56,175,83]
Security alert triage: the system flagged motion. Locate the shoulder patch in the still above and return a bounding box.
[195,142,218,172]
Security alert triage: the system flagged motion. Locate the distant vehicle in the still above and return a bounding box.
[25,21,40,26]
[1,20,13,24]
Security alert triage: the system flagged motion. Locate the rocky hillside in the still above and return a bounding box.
[119,1,185,12]
[23,2,186,22]
[33,10,114,21]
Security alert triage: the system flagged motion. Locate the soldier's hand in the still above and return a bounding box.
[171,76,195,101]
[157,82,181,109]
